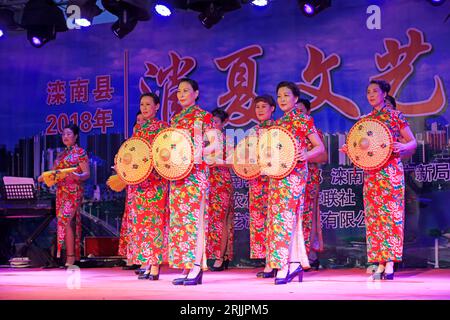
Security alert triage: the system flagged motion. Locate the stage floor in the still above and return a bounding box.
[1,266,449,300]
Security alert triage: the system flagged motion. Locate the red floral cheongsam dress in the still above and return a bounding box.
[168,105,213,269]
[54,144,88,260]
[304,128,324,254]
[266,108,316,269]
[126,118,169,266]
[206,131,235,260]
[118,186,132,257]
[248,119,273,259]
[363,107,408,263]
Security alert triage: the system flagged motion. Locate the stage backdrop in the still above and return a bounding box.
[0,0,449,268]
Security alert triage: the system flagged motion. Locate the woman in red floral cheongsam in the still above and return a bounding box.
[298,99,327,270]
[267,81,325,285]
[127,93,169,281]
[340,80,416,280]
[207,108,235,271]
[169,78,217,286]
[38,124,90,267]
[248,95,276,278]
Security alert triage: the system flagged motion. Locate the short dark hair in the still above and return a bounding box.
[385,95,397,110]
[298,98,311,112]
[254,94,276,109]
[276,81,301,98]
[178,78,199,92]
[140,92,160,105]
[63,124,80,143]
[64,123,80,136]
[178,78,199,101]
[369,80,391,94]
[211,107,229,123]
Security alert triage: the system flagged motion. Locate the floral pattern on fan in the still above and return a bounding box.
[232,135,260,180]
[258,126,298,179]
[346,118,393,171]
[152,127,194,181]
[115,137,153,185]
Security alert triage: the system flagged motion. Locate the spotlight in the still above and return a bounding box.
[251,0,268,6]
[0,29,3,38]
[21,0,68,48]
[69,0,103,27]
[27,26,57,48]
[298,0,331,17]
[186,0,242,29]
[427,0,446,6]
[102,0,151,38]
[155,3,172,16]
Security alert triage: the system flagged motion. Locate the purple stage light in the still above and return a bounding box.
[32,37,42,47]
[251,0,268,6]
[0,29,4,38]
[75,18,92,27]
[428,0,446,5]
[303,3,315,15]
[155,4,172,17]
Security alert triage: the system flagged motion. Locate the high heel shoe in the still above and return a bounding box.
[138,271,150,280]
[135,269,145,276]
[384,272,394,280]
[148,266,160,281]
[183,264,203,286]
[274,263,303,285]
[210,256,229,271]
[310,259,320,271]
[256,269,277,278]
[172,276,187,285]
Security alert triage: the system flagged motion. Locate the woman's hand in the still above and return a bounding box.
[296,148,308,162]
[339,144,348,154]
[392,142,407,153]
[37,175,44,183]
[69,172,82,181]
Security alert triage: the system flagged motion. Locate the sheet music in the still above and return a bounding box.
[3,176,35,185]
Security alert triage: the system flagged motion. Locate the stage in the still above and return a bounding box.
[1,266,449,300]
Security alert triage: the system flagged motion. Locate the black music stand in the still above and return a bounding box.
[1,182,56,261]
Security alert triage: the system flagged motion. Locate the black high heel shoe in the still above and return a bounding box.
[256,269,277,278]
[135,269,145,276]
[172,269,188,285]
[310,259,320,271]
[383,272,394,280]
[148,265,160,281]
[172,276,187,285]
[183,264,203,286]
[210,255,229,271]
[138,270,150,280]
[275,263,303,285]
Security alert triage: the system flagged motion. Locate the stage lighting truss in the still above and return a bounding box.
[298,0,331,17]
